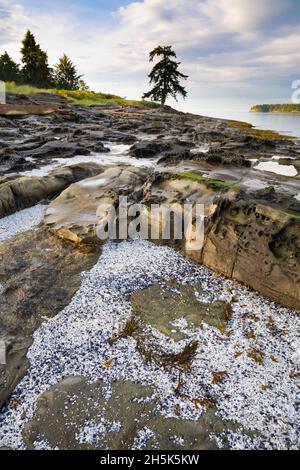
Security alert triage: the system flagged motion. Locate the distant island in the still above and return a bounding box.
[250,103,300,113]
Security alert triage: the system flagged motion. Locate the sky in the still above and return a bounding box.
[0,0,299,114]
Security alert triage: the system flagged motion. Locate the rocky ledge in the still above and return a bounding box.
[0,92,299,450]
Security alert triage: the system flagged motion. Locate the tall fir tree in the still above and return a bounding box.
[0,51,20,83]
[53,54,82,90]
[20,30,52,88]
[143,46,188,106]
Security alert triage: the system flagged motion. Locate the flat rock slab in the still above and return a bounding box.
[131,282,232,341]
[0,228,100,407]
[23,376,233,450]
[0,104,58,116]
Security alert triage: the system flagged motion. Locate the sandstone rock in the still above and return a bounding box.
[22,377,231,450]
[130,140,173,158]
[0,163,105,217]
[21,141,91,160]
[201,200,300,310]
[43,168,300,310]
[0,228,100,407]
[0,104,58,116]
[44,166,148,243]
[193,150,251,167]
[130,140,195,164]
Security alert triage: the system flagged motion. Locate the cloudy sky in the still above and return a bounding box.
[0,0,299,113]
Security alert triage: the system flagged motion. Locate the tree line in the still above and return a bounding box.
[0,30,84,90]
[251,103,300,113]
[0,31,188,106]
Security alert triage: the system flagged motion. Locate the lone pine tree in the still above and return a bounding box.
[53,54,82,90]
[20,30,52,88]
[0,52,20,83]
[143,45,188,106]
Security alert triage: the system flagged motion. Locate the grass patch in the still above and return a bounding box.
[55,88,159,108]
[4,81,159,109]
[172,171,239,192]
[5,82,49,95]
[282,211,300,220]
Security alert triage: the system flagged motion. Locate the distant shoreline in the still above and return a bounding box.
[251,111,300,115]
[250,103,300,114]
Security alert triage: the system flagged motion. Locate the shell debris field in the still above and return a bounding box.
[0,240,299,450]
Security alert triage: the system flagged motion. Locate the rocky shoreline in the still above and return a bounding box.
[0,92,299,450]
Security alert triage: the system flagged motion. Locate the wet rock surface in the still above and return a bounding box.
[0,228,100,407]
[22,376,233,450]
[131,282,232,340]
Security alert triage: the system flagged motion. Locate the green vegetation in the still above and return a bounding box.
[4,82,49,95]
[53,54,82,90]
[282,211,300,220]
[56,88,159,107]
[0,52,21,83]
[143,45,188,106]
[172,171,239,192]
[249,128,294,140]
[251,104,300,113]
[228,120,252,129]
[1,33,186,107]
[0,30,81,90]
[4,81,159,108]
[20,30,52,88]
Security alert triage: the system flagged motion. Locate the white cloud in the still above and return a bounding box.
[0,0,299,106]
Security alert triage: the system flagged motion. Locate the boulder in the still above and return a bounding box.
[201,200,300,310]
[130,140,172,158]
[21,141,91,160]
[44,166,148,243]
[193,150,251,167]
[0,163,105,217]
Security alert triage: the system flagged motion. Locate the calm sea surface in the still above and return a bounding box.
[200,110,300,139]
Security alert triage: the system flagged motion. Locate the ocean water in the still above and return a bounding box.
[200,110,300,138]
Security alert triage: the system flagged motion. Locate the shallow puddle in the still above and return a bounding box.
[254,161,298,177]
[20,144,156,177]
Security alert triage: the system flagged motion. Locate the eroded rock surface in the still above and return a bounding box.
[43,167,300,310]
[0,163,105,217]
[22,376,233,450]
[0,228,100,407]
